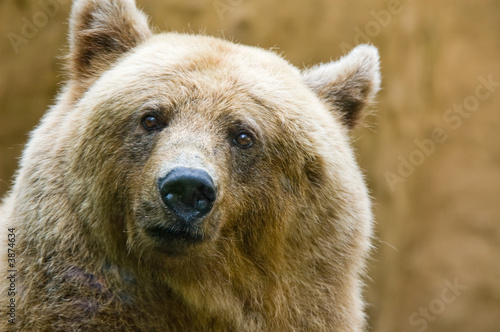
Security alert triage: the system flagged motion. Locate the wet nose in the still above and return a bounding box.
[158,167,216,223]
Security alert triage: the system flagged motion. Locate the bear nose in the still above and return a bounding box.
[158,168,216,223]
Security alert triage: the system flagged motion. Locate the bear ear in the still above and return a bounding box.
[302,45,381,129]
[68,0,152,85]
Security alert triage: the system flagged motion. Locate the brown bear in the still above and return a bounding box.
[0,0,380,331]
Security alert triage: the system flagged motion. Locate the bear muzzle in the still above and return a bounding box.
[141,167,218,252]
[158,167,217,225]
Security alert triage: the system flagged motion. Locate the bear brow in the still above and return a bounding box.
[216,113,252,128]
[138,100,163,112]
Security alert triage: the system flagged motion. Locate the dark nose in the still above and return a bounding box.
[158,168,216,223]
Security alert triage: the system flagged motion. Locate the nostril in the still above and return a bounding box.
[195,198,209,210]
[164,193,178,207]
[158,168,216,223]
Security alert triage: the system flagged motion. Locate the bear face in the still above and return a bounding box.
[67,32,375,270]
[1,0,380,330]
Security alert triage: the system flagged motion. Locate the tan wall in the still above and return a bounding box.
[1,0,499,331]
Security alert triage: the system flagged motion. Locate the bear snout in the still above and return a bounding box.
[158,167,217,224]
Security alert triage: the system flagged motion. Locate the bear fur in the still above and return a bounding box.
[0,0,380,331]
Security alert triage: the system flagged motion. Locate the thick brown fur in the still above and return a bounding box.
[0,0,380,331]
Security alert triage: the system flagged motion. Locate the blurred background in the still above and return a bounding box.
[1,0,499,331]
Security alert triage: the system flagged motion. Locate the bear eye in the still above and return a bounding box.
[233,132,254,148]
[142,115,162,130]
